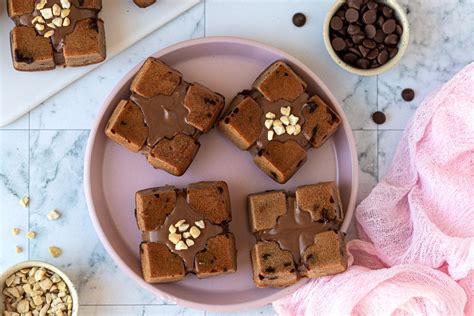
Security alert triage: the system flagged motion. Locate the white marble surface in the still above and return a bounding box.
[1,0,473,315]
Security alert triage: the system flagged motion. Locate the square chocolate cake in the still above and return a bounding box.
[7,0,106,71]
[136,181,237,283]
[248,182,348,288]
[105,58,225,176]
[219,61,342,183]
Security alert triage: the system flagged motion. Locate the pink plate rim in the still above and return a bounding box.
[84,36,359,312]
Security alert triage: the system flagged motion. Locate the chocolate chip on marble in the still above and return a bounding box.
[292,13,306,27]
[401,88,415,101]
[372,111,386,124]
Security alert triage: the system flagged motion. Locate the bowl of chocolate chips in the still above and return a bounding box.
[323,0,409,76]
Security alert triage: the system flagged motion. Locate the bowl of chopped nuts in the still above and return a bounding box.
[0,261,78,315]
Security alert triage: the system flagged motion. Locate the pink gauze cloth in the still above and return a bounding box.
[274,62,474,316]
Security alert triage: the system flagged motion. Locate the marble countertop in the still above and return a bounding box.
[1,0,473,315]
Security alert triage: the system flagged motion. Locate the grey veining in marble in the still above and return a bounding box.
[1,1,473,315]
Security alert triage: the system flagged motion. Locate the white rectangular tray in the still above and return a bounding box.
[0,0,200,127]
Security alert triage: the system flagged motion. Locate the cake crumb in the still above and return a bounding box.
[11,227,20,236]
[48,246,62,258]
[26,231,37,239]
[15,245,23,253]
[19,196,30,208]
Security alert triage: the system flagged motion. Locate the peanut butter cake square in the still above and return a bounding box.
[136,181,237,283]
[248,182,348,288]
[219,61,342,183]
[7,0,105,71]
[105,57,225,176]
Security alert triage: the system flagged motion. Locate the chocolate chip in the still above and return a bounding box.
[367,1,378,10]
[331,37,346,51]
[15,50,34,64]
[362,38,376,49]
[292,12,306,27]
[382,19,396,34]
[362,9,377,24]
[330,16,344,30]
[343,53,358,64]
[396,24,403,36]
[374,30,386,43]
[345,8,359,23]
[367,48,379,60]
[384,34,398,46]
[388,47,398,58]
[372,111,386,124]
[364,24,376,38]
[348,0,362,9]
[359,45,370,57]
[352,33,366,44]
[401,88,415,101]
[377,49,389,65]
[347,24,361,35]
[382,6,394,18]
[377,15,385,28]
[348,47,362,57]
[356,58,370,69]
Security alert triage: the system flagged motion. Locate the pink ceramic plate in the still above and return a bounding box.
[84,37,358,312]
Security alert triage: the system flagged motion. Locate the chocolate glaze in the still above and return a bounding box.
[14,0,98,64]
[256,196,339,266]
[146,192,223,272]
[131,82,197,147]
[255,92,308,149]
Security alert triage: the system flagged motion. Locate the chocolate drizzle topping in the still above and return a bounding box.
[146,192,223,272]
[131,82,196,147]
[256,196,339,264]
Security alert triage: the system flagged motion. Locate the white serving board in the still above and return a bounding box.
[0,0,200,127]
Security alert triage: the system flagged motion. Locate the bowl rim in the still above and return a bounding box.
[323,0,410,76]
[0,260,79,315]
[83,36,359,312]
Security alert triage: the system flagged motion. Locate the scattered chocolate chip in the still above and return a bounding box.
[330,16,344,30]
[401,88,415,101]
[372,111,386,124]
[292,12,307,27]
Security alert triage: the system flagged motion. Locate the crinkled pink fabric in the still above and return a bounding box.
[274,63,474,315]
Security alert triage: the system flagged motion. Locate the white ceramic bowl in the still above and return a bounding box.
[323,0,410,76]
[0,261,79,315]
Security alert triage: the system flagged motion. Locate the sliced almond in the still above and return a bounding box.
[36,0,47,10]
[174,219,186,227]
[60,0,71,9]
[272,119,282,127]
[34,269,45,282]
[177,223,190,232]
[182,232,191,239]
[168,225,177,234]
[175,240,188,251]
[265,112,276,119]
[52,17,63,28]
[267,130,274,141]
[44,30,55,38]
[194,220,205,229]
[16,299,30,313]
[60,9,70,18]
[289,114,299,126]
[19,196,30,208]
[52,4,61,16]
[273,125,285,136]
[40,8,53,20]
[48,246,61,258]
[189,226,201,239]
[62,17,70,27]
[294,124,301,135]
[35,23,45,31]
[168,233,181,245]
[185,239,195,247]
[286,125,295,135]
[264,119,273,129]
[280,116,290,126]
[280,106,291,117]
[47,23,56,29]
[32,16,44,24]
